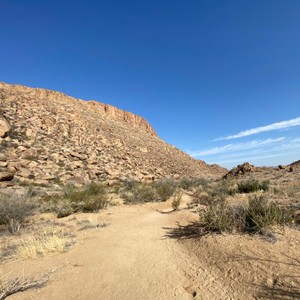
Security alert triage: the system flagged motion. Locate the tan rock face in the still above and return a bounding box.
[0,82,227,187]
[0,117,10,138]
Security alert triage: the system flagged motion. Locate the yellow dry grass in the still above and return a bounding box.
[12,232,67,260]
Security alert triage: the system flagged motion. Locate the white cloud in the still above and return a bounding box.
[189,137,285,157]
[214,117,300,141]
[205,137,300,168]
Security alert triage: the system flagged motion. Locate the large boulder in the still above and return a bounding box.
[0,117,10,138]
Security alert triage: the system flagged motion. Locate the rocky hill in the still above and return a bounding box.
[0,82,226,188]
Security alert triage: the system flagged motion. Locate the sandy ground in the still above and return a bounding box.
[2,195,300,300]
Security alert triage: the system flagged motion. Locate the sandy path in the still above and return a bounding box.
[6,201,201,300]
[7,196,297,300]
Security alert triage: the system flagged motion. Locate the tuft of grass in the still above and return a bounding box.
[0,193,37,234]
[1,228,75,262]
[13,235,67,260]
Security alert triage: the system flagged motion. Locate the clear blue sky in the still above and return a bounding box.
[1,0,300,168]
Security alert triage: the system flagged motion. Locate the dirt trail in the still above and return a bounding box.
[4,197,229,300]
[5,196,300,300]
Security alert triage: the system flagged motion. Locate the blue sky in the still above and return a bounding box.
[1,0,300,169]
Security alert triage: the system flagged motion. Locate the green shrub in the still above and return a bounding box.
[121,183,159,204]
[199,198,235,233]
[237,179,270,193]
[0,193,37,234]
[42,182,109,217]
[179,177,208,191]
[155,179,177,201]
[245,195,294,232]
[199,194,295,235]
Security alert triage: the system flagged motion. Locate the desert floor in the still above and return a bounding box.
[1,194,300,300]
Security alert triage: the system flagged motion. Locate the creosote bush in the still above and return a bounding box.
[121,183,159,204]
[0,193,37,234]
[237,179,270,193]
[179,177,208,191]
[120,179,177,204]
[199,194,295,235]
[154,179,177,201]
[42,182,109,217]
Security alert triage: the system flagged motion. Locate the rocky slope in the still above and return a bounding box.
[0,82,226,188]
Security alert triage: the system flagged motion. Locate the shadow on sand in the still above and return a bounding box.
[163,221,207,240]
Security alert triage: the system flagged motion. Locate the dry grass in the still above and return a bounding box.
[13,234,67,260]
[1,228,74,261]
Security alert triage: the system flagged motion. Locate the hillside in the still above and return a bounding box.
[0,82,226,188]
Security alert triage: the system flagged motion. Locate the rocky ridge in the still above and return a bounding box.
[0,82,226,188]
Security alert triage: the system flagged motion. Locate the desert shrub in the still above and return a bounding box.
[245,195,294,232]
[193,180,232,206]
[0,193,37,234]
[179,177,208,191]
[42,182,109,217]
[154,179,177,201]
[199,194,295,235]
[171,191,182,210]
[199,198,235,233]
[121,183,159,204]
[237,179,270,193]
[121,179,138,191]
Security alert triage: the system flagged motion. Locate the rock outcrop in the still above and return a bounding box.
[224,162,256,179]
[0,82,227,188]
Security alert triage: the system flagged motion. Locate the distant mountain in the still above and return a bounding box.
[0,82,227,188]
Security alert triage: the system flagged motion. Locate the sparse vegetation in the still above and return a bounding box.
[0,193,37,234]
[179,177,208,191]
[199,194,295,235]
[8,230,72,260]
[42,182,109,217]
[171,191,182,210]
[237,179,270,193]
[0,273,51,299]
[154,179,177,201]
[245,194,294,233]
[121,183,159,204]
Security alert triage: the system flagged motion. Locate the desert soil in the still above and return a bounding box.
[2,195,300,300]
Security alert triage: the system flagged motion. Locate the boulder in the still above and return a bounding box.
[0,117,10,138]
[0,172,14,181]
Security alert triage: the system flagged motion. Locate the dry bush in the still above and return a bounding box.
[171,191,182,210]
[0,193,37,234]
[0,273,51,299]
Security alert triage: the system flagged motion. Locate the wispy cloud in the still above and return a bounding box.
[189,137,285,157]
[214,117,300,141]
[205,137,300,167]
